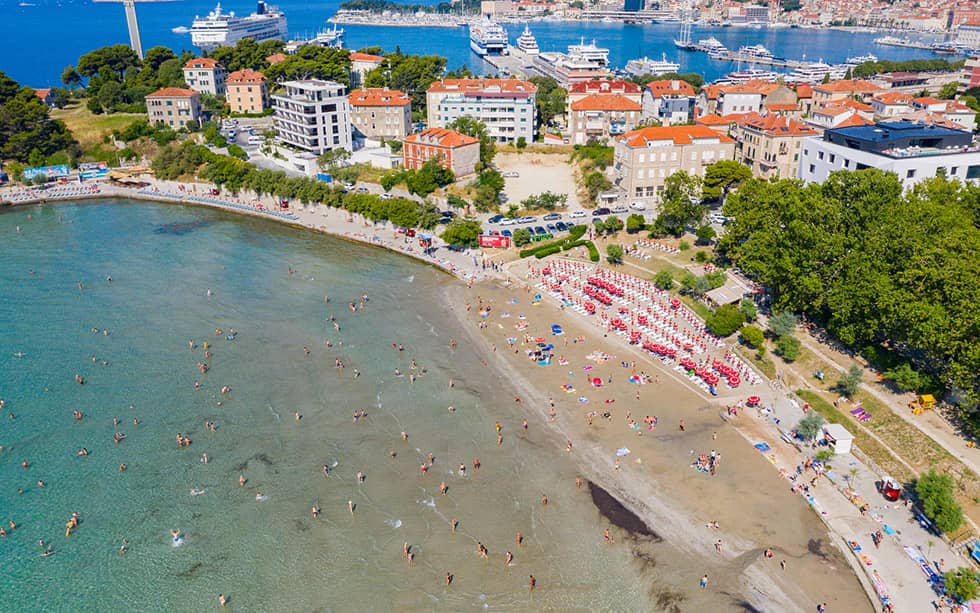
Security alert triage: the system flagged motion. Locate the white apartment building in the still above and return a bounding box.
[426,79,536,145]
[798,121,980,188]
[613,125,736,206]
[182,58,226,96]
[271,80,352,155]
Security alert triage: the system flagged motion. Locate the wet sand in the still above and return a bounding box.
[446,277,872,612]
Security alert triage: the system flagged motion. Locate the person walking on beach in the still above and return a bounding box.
[529,575,536,592]
[700,574,708,589]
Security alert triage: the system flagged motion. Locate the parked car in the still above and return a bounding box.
[500,218,516,226]
[542,213,562,221]
[555,221,568,231]
[343,182,356,190]
[502,171,520,178]
[533,226,547,235]
[441,210,456,218]
[355,187,369,194]
[380,193,394,200]
[629,202,646,211]
[437,217,451,225]
[611,206,628,214]
[592,207,611,216]
[501,229,512,237]
[488,214,506,223]
[546,223,557,233]
[570,210,586,219]
[518,215,536,224]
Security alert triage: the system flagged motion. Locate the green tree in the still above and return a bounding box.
[937,82,959,100]
[775,334,801,361]
[915,470,964,534]
[441,218,482,247]
[363,52,447,121]
[740,325,765,348]
[944,568,980,603]
[654,270,673,290]
[606,244,624,264]
[0,72,77,162]
[61,65,82,88]
[528,76,567,127]
[601,216,624,235]
[835,365,863,398]
[739,298,758,322]
[652,171,703,235]
[77,44,141,78]
[883,362,927,393]
[516,136,527,151]
[705,304,746,337]
[264,46,352,87]
[476,167,504,194]
[695,225,716,244]
[583,170,612,205]
[767,311,798,338]
[227,144,247,160]
[380,171,404,192]
[796,413,825,440]
[512,227,532,247]
[447,116,495,167]
[521,191,566,211]
[703,160,752,203]
[626,213,645,234]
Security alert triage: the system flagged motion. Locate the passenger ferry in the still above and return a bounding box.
[469,17,509,56]
[625,53,681,77]
[737,44,774,59]
[721,68,781,83]
[567,38,610,66]
[190,1,288,51]
[785,61,848,83]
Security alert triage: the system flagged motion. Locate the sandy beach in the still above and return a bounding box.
[447,260,872,612]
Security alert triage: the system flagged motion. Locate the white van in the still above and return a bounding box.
[247,134,264,145]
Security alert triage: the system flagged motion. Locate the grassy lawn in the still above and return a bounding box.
[735,345,776,379]
[51,101,143,151]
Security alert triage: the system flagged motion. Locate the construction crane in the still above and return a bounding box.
[93,0,145,59]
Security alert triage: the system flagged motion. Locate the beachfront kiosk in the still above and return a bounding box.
[822,423,855,455]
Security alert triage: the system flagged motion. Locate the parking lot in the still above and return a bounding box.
[495,152,582,211]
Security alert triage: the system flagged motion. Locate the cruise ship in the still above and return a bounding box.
[567,38,609,66]
[190,1,288,51]
[737,44,774,59]
[785,61,847,83]
[625,53,681,78]
[720,68,781,83]
[515,24,539,54]
[469,17,509,56]
[284,25,343,53]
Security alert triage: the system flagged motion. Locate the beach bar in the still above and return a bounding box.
[822,423,855,455]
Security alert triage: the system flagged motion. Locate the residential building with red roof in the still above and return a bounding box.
[641,80,696,126]
[349,51,386,88]
[266,53,286,65]
[962,56,980,90]
[226,69,268,114]
[810,79,882,106]
[568,93,642,145]
[733,113,820,179]
[694,113,747,135]
[32,88,54,107]
[809,104,873,130]
[403,127,480,177]
[182,58,226,96]
[566,80,642,107]
[871,92,914,118]
[146,88,201,129]
[426,79,537,145]
[612,125,735,206]
[349,87,412,140]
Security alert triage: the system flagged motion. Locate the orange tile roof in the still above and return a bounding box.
[619,124,734,147]
[723,80,780,95]
[570,93,641,112]
[404,127,479,148]
[945,100,972,112]
[349,87,411,107]
[568,80,641,95]
[837,98,874,112]
[695,113,746,126]
[184,58,222,69]
[835,114,874,127]
[795,84,812,98]
[427,78,536,94]
[226,69,267,84]
[33,88,51,100]
[765,103,799,111]
[737,112,818,136]
[349,52,385,62]
[645,79,696,97]
[814,105,852,117]
[146,87,198,98]
[266,53,286,65]
[702,84,724,100]
[912,96,942,105]
[873,91,912,105]
[813,79,882,94]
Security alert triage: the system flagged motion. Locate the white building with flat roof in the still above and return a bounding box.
[426,79,536,145]
[798,121,980,188]
[271,80,352,155]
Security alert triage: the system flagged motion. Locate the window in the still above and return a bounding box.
[817,151,824,160]
[829,154,835,164]
[967,165,980,180]
[906,169,916,179]
[950,166,959,175]
[808,164,815,173]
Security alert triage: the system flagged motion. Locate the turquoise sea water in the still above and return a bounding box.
[1,0,952,87]
[0,199,693,611]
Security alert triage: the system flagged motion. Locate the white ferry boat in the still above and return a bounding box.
[567,38,609,66]
[722,68,781,83]
[515,24,539,54]
[698,37,727,54]
[190,1,288,51]
[737,44,774,59]
[469,17,509,56]
[284,25,343,53]
[845,53,877,65]
[785,61,847,83]
[625,53,681,77]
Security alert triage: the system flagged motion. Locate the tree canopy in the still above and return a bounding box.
[915,470,964,534]
[651,171,703,235]
[363,52,448,121]
[703,160,751,202]
[719,169,980,404]
[0,71,77,163]
[263,46,352,87]
[208,38,285,72]
[447,116,495,167]
[527,76,567,128]
[72,44,192,113]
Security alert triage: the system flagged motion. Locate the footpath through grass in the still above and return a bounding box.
[51,103,143,151]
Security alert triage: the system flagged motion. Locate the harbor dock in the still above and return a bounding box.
[481,48,537,78]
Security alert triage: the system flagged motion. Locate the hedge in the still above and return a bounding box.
[533,245,564,258]
[518,224,588,258]
[585,241,600,262]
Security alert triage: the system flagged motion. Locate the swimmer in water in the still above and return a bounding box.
[171,529,181,542]
[239,474,246,487]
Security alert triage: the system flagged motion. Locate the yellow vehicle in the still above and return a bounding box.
[910,394,935,415]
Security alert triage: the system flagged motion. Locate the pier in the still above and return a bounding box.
[679,43,811,69]
[480,48,538,78]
